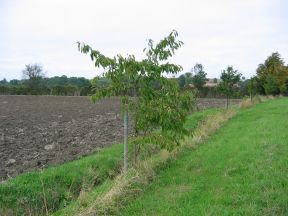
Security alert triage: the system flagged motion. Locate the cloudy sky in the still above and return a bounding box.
[0,0,287,80]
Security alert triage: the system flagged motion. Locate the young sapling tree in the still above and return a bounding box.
[191,63,207,91]
[247,76,258,101]
[218,66,241,109]
[78,30,194,172]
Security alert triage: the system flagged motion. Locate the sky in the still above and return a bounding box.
[0,0,288,81]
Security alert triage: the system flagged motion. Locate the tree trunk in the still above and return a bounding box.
[226,95,229,109]
[123,109,128,173]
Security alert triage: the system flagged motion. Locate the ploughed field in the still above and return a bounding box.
[0,95,241,181]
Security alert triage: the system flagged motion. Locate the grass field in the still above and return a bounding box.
[120,98,288,215]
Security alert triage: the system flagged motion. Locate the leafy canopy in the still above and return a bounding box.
[256,52,288,94]
[264,74,279,95]
[257,53,288,84]
[217,66,241,108]
[78,30,183,100]
[218,66,241,96]
[78,30,194,150]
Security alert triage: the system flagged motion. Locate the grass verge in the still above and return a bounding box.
[0,144,123,215]
[53,108,235,216]
[120,97,288,215]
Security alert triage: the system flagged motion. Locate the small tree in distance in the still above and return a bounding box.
[22,63,45,94]
[177,72,193,89]
[178,74,186,88]
[191,63,207,91]
[22,64,45,80]
[0,78,8,85]
[247,76,258,101]
[218,66,241,109]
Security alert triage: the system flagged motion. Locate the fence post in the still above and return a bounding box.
[123,109,128,173]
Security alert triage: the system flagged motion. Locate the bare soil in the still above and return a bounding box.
[0,95,241,181]
[0,96,125,181]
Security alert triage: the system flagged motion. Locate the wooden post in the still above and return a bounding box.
[123,109,128,173]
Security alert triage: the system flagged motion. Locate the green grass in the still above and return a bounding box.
[0,144,123,215]
[184,108,220,130]
[0,108,216,216]
[120,98,288,216]
[51,108,219,216]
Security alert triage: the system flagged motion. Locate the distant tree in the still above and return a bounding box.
[191,63,207,90]
[9,79,21,86]
[68,77,90,87]
[22,64,45,80]
[90,76,111,92]
[0,78,8,85]
[79,86,92,96]
[43,76,91,89]
[178,74,186,89]
[58,75,68,85]
[264,74,279,95]
[177,72,193,89]
[50,85,65,95]
[22,64,45,94]
[237,76,247,97]
[256,52,288,94]
[247,76,258,101]
[184,72,193,86]
[49,75,68,86]
[218,66,241,109]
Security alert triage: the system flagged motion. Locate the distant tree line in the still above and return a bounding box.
[1,52,287,98]
[0,64,92,96]
[177,63,243,99]
[177,52,288,99]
